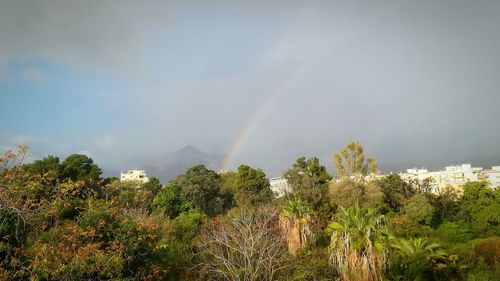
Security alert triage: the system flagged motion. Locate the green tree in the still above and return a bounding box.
[153,182,191,218]
[378,174,414,212]
[403,194,435,225]
[143,176,162,195]
[461,181,500,236]
[25,155,61,178]
[436,221,473,244]
[328,206,388,281]
[333,141,378,180]
[328,179,365,208]
[60,154,102,184]
[175,165,226,217]
[329,180,386,210]
[433,186,461,222]
[284,157,332,211]
[0,207,26,247]
[219,171,237,208]
[234,164,273,206]
[101,176,118,186]
[220,171,238,194]
[172,209,207,242]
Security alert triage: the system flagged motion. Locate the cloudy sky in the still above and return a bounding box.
[1,0,500,177]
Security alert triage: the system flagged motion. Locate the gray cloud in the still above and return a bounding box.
[1,1,500,177]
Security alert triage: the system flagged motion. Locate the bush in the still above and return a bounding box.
[0,207,26,247]
[389,215,432,238]
[467,237,500,273]
[172,209,207,242]
[436,221,474,244]
[78,200,118,240]
[280,248,336,281]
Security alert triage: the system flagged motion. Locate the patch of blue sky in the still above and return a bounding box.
[0,58,122,135]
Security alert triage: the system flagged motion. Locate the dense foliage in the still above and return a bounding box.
[0,143,498,280]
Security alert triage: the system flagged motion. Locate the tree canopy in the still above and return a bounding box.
[333,141,379,180]
[1,145,499,281]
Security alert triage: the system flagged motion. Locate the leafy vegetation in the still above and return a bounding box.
[0,143,499,280]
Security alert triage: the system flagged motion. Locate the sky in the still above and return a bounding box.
[1,0,500,177]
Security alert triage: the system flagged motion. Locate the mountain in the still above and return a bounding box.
[147,145,225,183]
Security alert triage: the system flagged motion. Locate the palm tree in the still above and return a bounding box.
[328,205,388,281]
[389,237,448,281]
[280,199,314,256]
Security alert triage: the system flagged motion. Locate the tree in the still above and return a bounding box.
[143,176,162,195]
[328,205,388,281]
[174,165,227,217]
[328,179,365,208]
[60,154,102,184]
[436,221,473,244]
[367,157,379,176]
[280,199,314,256]
[101,176,118,186]
[0,207,26,247]
[196,207,288,280]
[102,180,155,211]
[460,181,500,235]
[333,141,378,180]
[284,157,332,211]
[233,164,273,206]
[433,186,461,222]
[153,182,191,218]
[25,155,61,178]
[0,145,30,172]
[26,221,126,280]
[378,174,414,212]
[403,194,435,225]
[328,180,386,210]
[220,171,238,194]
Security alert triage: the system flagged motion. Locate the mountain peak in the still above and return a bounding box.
[174,145,207,157]
[147,145,223,182]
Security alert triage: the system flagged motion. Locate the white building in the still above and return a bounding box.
[480,166,500,188]
[400,164,480,192]
[400,168,431,185]
[269,177,291,197]
[120,170,149,183]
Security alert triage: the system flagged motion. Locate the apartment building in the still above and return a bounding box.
[120,170,149,183]
[400,164,480,192]
[479,166,500,188]
[269,177,291,197]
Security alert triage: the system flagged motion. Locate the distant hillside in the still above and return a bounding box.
[147,145,225,183]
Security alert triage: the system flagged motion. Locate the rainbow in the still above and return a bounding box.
[219,22,366,171]
[220,51,328,171]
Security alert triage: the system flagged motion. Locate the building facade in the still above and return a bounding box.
[400,164,481,192]
[269,177,291,197]
[120,170,149,183]
[480,166,500,188]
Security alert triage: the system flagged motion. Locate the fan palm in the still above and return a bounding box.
[281,199,313,256]
[328,205,388,281]
[390,237,448,281]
